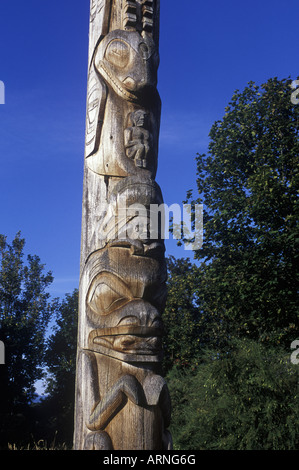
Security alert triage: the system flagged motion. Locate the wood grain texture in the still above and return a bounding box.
[74,0,171,450]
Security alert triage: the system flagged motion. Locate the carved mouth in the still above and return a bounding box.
[88,327,162,356]
[99,61,139,102]
[93,335,162,355]
[90,325,162,337]
[109,239,165,257]
[88,310,163,356]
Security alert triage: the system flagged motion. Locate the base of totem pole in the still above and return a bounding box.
[74,351,172,450]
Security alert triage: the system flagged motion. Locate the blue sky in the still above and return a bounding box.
[0,0,298,298]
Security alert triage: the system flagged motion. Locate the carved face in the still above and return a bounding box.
[94,176,165,248]
[85,243,167,362]
[94,30,159,101]
[86,245,167,326]
[132,110,148,127]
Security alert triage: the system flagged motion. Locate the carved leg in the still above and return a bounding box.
[84,431,113,450]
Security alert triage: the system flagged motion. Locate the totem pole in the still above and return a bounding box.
[73,0,171,450]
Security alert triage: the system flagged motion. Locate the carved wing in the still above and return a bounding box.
[85,0,112,158]
[85,64,107,158]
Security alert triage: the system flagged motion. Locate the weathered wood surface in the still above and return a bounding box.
[74,0,171,450]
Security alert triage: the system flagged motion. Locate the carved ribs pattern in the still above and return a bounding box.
[122,0,155,35]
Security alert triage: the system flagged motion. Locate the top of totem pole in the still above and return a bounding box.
[88,0,160,64]
[85,0,161,179]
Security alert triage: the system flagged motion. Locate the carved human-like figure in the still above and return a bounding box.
[124,110,152,168]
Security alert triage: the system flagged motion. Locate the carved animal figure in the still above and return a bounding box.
[86,29,160,177]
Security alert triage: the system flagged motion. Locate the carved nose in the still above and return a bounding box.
[117,300,162,329]
[90,299,163,334]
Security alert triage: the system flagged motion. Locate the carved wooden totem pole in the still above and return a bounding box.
[74,0,172,450]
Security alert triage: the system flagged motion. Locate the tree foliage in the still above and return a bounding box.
[162,256,202,372]
[168,338,298,450]
[0,232,54,447]
[185,77,299,348]
[41,289,78,446]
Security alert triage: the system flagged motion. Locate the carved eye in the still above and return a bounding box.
[88,282,128,314]
[105,40,130,68]
[139,42,150,59]
[87,273,132,315]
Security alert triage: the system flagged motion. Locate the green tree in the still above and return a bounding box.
[41,289,78,447]
[168,339,299,450]
[185,77,299,348]
[0,232,54,447]
[162,256,202,372]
